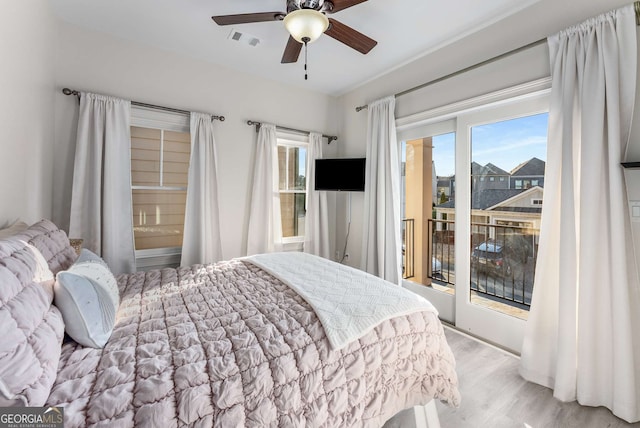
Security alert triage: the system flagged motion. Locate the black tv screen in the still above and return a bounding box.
[315,158,366,191]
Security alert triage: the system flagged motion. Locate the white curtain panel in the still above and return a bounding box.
[181,112,223,266]
[520,5,640,423]
[304,132,330,258]
[360,96,402,284]
[69,93,135,274]
[247,124,283,255]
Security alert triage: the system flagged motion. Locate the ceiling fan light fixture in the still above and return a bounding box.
[283,9,329,44]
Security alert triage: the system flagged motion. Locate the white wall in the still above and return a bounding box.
[335,0,639,268]
[0,1,57,226]
[53,22,338,259]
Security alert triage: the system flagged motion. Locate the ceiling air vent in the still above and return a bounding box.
[227,29,261,47]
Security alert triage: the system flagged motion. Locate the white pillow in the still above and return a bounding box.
[54,249,119,348]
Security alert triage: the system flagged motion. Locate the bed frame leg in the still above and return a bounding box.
[414,399,441,428]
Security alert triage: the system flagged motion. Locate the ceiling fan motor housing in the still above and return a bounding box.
[287,0,332,13]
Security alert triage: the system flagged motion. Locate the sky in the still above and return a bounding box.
[404,112,549,177]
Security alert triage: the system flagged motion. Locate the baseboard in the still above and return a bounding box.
[441,321,520,358]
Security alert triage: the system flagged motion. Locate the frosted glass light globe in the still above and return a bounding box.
[284,9,329,43]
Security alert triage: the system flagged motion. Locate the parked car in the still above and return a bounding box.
[471,241,512,277]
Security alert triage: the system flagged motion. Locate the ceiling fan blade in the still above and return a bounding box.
[327,0,369,13]
[325,18,377,54]
[211,12,283,26]
[281,36,303,63]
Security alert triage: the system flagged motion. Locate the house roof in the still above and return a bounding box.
[482,163,510,176]
[510,157,546,176]
[471,162,510,176]
[493,207,542,213]
[437,187,543,212]
[471,162,483,175]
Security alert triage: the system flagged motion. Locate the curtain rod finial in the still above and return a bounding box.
[62,87,79,97]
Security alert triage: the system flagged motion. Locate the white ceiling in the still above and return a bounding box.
[49,0,627,96]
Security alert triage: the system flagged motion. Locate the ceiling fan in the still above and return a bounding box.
[211,0,377,65]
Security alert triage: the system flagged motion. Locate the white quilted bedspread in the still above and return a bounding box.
[243,252,438,350]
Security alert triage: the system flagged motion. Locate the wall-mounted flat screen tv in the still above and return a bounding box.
[315,158,366,191]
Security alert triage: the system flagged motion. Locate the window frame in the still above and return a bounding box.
[276,132,309,246]
[130,106,190,260]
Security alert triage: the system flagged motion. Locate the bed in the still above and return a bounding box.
[0,219,459,427]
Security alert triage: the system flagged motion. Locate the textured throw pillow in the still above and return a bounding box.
[19,219,78,275]
[54,249,119,348]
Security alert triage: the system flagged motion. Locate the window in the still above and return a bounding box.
[131,126,190,251]
[499,177,505,182]
[470,111,548,316]
[129,107,191,265]
[532,180,539,186]
[400,130,456,284]
[489,176,495,182]
[277,136,307,241]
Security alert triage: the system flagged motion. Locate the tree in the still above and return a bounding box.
[503,233,532,264]
[439,192,448,205]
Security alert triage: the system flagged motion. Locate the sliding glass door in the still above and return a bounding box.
[400,91,549,353]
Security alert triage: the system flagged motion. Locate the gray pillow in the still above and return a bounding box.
[54,249,119,348]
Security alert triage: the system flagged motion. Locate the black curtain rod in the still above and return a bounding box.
[355,0,640,112]
[354,38,546,112]
[246,120,338,144]
[62,88,225,121]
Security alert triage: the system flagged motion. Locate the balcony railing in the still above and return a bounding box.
[469,222,537,307]
[401,219,538,308]
[428,219,456,286]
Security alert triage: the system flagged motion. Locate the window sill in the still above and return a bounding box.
[282,240,304,252]
[135,247,182,271]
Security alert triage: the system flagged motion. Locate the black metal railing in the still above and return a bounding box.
[402,219,414,279]
[427,219,456,286]
[423,219,537,308]
[469,222,537,307]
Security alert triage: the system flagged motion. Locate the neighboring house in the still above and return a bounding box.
[434,186,544,232]
[472,162,510,191]
[437,175,455,202]
[510,157,546,189]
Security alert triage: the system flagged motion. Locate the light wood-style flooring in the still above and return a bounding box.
[385,325,640,428]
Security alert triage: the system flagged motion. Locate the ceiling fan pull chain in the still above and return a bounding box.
[303,37,309,80]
